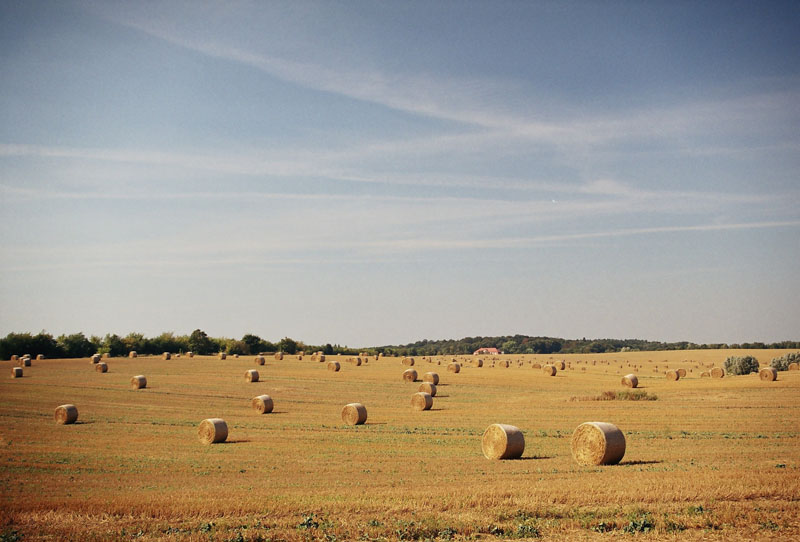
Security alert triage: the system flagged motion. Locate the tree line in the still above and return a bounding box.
[1,330,797,361]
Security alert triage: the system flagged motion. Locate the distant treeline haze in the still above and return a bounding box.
[1,330,798,360]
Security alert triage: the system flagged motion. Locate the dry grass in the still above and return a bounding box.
[0,349,799,540]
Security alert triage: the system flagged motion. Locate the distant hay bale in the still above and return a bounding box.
[402,357,415,366]
[474,359,483,367]
[36,354,45,360]
[411,392,433,411]
[131,375,147,390]
[418,382,437,397]
[711,367,725,378]
[447,363,461,374]
[95,362,108,373]
[198,418,228,444]
[532,363,541,369]
[341,403,367,425]
[10,355,18,361]
[91,354,101,364]
[571,422,626,466]
[789,362,799,371]
[759,367,777,381]
[245,369,259,382]
[666,370,680,381]
[556,361,566,370]
[327,361,341,372]
[677,368,687,378]
[700,371,710,378]
[54,404,78,425]
[129,351,137,358]
[187,352,194,358]
[251,395,274,414]
[234,354,240,359]
[219,353,227,360]
[275,352,283,361]
[297,355,302,360]
[19,357,31,367]
[423,372,439,385]
[162,352,171,360]
[403,368,418,382]
[499,360,509,368]
[318,354,326,363]
[175,354,181,358]
[621,374,638,388]
[542,365,556,376]
[351,357,363,366]
[481,424,525,460]
[12,367,22,378]
[255,355,265,365]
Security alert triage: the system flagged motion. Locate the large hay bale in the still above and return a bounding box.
[234,354,240,359]
[198,418,228,444]
[481,424,525,460]
[350,357,362,366]
[219,352,227,360]
[187,351,194,358]
[131,375,147,390]
[711,366,725,378]
[128,351,137,358]
[411,392,433,411]
[36,354,45,360]
[666,370,680,381]
[423,372,439,385]
[255,355,265,365]
[571,422,626,466]
[789,362,799,371]
[318,354,326,363]
[402,357,415,366]
[418,382,437,397]
[621,374,638,388]
[677,368,687,378]
[474,359,483,368]
[403,368,418,382]
[10,355,18,361]
[447,363,461,374]
[328,361,341,372]
[759,367,778,381]
[532,363,541,369]
[274,352,283,361]
[162,352,171,360]
[542,365,556,376]
[91,354,101,364]
[341,403,367,425]
[245,369,259,382]
[95,362,108,373]
[297,354,302,360]
[54,404,78,425]
[252,395,274,414]
[12,367,22,378]
[19,357,31,367]
[556,360,566,370]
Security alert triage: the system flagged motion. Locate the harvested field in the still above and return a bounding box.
[0,349,799,541]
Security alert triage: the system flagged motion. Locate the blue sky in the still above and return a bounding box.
[1,1,798,346]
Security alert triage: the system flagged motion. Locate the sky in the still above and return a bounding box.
[1,1,799,347]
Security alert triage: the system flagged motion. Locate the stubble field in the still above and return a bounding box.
[1,349,799,541]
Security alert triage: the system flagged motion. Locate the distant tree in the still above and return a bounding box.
[101,334,127,357]
[57,332,95,358]
[241,334,266,355]
[123,333,147,355]
[278,337,298,354]
[724,355,760,375]
[188,329,214,355]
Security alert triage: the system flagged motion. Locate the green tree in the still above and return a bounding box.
[188,329,213,355]
[278,337,298,354]
[57,332,95,358]
[241,333,266,355]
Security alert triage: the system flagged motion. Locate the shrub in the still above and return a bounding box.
[770,352,800,371]
[724,355,760,376]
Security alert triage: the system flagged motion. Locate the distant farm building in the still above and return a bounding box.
[473,348,502,355]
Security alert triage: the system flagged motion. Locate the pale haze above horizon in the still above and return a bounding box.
[1,1,799,347]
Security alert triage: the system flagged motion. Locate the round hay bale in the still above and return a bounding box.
[481,424,525,460]
[474,359,483,367]
[700,371,710,378]
[403,368,418,382]
[328,361,341,372]
[245,369,259,383]
[352,357,362,366]
[234,354,240,359]
[130,375,147,390]
[788,362,799,371]
[621,374,638,388]
[91,354,101,364]
[162,352,171,360]
[759,367,777,381]
[447,363,461,374]
[571,422,626,466]
[251,395,274,414]
[556,361,566,370]
[274,352,283,361]
[499,360,509,368]
[532,363,541,369]
[255,355,265,365]
[677,368,687,378]
[12,367,22,378]
[711,366,725,378]
[219,352,227,360]
[19,357,31,367]
[10,355,18,361]
[423,372,439,385]
[128,351,137,358]
[418,382,437,397]
[411,392,433,411]
[297,354,302,360]
[198,418,227,444]
[187,351,194,358]
[54,404,78,425]
[666,370,680,381]
[36,354,45,360]
[95,362,108,373]
[341,403,367,425]
[402,357,415,366]
[318,354,326,363]
[542,365,556,376]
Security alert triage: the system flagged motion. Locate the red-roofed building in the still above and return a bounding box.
[473,347,501,355]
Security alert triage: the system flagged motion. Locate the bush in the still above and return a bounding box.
[724,355,760,375]
[770,352,800,371]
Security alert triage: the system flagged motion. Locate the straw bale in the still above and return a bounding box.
[677,368,687,378]
[341,403,367,425]
[403,368,418,382]
[12,367,22,378]
[245,369,259,382]
[328,361,340,372]
[666,370,680,381]
[162,352,171,360]
[711,366,725,378]
[402,357,415,366]
[91,354,101,364]
[411,392,433,411]
[54,404,78,425]
[131,375,147,390]
[219,352,227,360]
[542,365,556,376]
[423,372,439,385]
[95,362,108,373]
[759,367,777,381]
[275,352,284,361]
[481,424,524,460]
[447,363,461,373]
[418,382,437,397]
[129,351,137,358]
[571,421,626,466]
[198,418,227,444]
[252,395,274,414]
[621,374,638,388]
